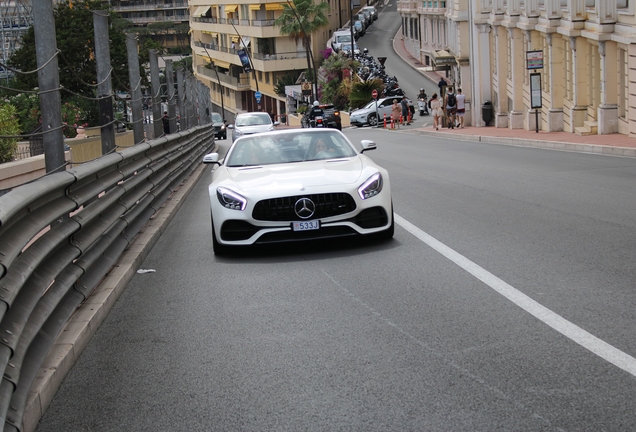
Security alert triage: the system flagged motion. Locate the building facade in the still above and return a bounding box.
[109,0,190,50]
[471,0,636,137]
[190,0,350,121]
[399,0,636,138]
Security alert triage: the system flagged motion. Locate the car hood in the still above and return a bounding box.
[222,158,368,194]
[235,124,274,134]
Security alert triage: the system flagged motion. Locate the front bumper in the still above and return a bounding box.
[211,191,393,246]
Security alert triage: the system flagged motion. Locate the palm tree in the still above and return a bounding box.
[275,0,329,101]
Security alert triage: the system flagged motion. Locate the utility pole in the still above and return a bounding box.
[149,49,163,138]
[125,33,144,144]
[93,11,115,154]
[176,68,187,130]
[33,0,65,173]
[166,60,177,133]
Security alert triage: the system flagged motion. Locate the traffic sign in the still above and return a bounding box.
[372,89,378,99]
[255,91,262,102]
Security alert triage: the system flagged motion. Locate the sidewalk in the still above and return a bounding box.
[391,29,636,159]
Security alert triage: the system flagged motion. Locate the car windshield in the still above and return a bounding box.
[225,130,358,167]
[342,44,358,51]
[211,113,223,123]
[235,113,272,127]
[335,34,351,43]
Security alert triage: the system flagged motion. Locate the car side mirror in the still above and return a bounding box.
[360,140,376,153]
[227,124,234,129]
[203,152,221,165]
[274,121,281,126]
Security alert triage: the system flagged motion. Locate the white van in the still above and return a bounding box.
[331,30,354,53]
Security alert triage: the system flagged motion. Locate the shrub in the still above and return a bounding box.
[0,104,21,163]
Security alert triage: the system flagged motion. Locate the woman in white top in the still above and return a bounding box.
[429,93,443,130]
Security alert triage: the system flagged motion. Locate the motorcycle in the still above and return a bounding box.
[311,115,325,128]
[418,98,429,116]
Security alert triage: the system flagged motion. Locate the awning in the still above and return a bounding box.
[249,4,261,10]
[265,3,285,11]
[192,5,210,17]
[231,36,240,43]
[224,4,238,13]
[431,50,455,66]
[212,60,231,69]
[241,36,251,47]
[202,31,218,37]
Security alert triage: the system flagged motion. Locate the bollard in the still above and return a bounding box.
[390,114,394,129]
[399,114,403,125]
[408,111,412,124]
[383,113,387,128]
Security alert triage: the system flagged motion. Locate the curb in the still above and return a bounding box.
[413,129,636,159]
[23,145,217,432]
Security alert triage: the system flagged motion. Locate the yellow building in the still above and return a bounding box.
[190,0,352,120]
[470,0,634,136]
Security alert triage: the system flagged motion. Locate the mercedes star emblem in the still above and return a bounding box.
[294,198,315,219]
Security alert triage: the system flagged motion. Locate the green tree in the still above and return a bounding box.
[349,78,383,109]
[273,73,299,96]
[0,104,21,163]
[9,0,130,98]
[275,0,329,98]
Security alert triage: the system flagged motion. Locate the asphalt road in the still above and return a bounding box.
[36,129,636,431]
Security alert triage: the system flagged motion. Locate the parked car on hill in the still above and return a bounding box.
[349,97,415,127]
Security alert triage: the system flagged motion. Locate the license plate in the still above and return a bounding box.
[292,220,320,231]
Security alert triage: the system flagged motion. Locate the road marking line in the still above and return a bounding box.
[395,213,636,377]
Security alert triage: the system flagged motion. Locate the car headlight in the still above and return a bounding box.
[358,172,383,199]
[221,125,226,130]
[216,186,247,210]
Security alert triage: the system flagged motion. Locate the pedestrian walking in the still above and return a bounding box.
[430,93,442,130]
[162,111,170,135]
[438,77,447,97]
[400,95,410,125]
[444,88,457,129]
[391,99,401,128]
[456,88,466,128]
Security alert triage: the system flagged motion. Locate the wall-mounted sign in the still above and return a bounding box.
[526,50,543,70]
[301,81,312,96]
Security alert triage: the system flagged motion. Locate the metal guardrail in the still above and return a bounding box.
[0,124,214,431]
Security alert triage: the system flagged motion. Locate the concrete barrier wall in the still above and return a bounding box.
[0,130,135,191]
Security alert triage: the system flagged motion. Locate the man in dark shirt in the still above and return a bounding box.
[162,111,170,135]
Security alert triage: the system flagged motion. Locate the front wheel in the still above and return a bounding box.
[368,114,378,126]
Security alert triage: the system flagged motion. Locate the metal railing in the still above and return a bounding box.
[0,124,214,431]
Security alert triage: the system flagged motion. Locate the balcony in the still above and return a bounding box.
[194,41,308,72]
[125,15,189,24]
[111,3,188,12]
[197,66,251,89]
[417,0,447,14]
[397,0,418,13]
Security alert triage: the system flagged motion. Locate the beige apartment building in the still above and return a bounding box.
[399,0,636,138]
[190,0,350,120]
[472,0,635,136]
[110,0,190,50]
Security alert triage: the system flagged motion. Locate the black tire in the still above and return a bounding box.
[223,133,227,140]
[368,113,378,127]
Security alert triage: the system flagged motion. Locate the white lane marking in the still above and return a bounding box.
[395,213,636,377]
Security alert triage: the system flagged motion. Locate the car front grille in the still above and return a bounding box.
[252,193,357,221]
